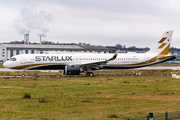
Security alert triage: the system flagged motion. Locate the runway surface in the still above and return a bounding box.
[0,66,178,77]
[136,66,180,70]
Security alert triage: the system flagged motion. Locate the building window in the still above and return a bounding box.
[10,50,13,57]
[2,55,5,57]
[16,50,19,55]
[40,51,43,54]
[2,52,5,54]
[31,50,34,54]
[2,49,5,51]
[25,50,28,54]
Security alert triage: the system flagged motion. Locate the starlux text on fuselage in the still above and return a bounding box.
[35,56,73,61]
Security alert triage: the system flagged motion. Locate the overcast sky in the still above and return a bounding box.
[0,0,180,48]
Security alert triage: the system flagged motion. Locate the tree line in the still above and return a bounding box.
[105,44,150,52]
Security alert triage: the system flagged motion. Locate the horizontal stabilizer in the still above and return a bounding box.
[157,55,176,61]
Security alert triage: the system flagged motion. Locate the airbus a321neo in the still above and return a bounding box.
[3,30,176,76]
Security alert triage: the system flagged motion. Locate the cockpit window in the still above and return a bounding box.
[10,57,16,61]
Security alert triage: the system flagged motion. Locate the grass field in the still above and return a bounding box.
[0,63,3,68]
[0,70,180,119]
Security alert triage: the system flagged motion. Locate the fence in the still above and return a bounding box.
[123,111,180,120]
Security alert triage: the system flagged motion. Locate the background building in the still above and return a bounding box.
[0,43,109,62]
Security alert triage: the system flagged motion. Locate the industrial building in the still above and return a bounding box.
[0,34,109,62]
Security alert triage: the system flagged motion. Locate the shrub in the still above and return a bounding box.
[108,114,118,118]
[39,98,47,103]
[123,80,130,83]
[23,92,31,99]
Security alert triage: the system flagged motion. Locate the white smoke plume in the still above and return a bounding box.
[14,7,51,37]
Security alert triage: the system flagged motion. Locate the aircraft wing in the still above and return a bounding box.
[80,50,119,69]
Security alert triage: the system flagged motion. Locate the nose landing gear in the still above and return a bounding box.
[22,70,25,77]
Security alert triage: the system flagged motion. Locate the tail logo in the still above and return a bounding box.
[158,43,166,49]
[158,37,169,49]
[158,37,167,43]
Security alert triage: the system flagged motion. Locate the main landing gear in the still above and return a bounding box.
[86,72,94,77]
[86,67,94,77]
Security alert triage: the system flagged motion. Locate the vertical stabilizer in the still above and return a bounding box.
[147,30,173,57]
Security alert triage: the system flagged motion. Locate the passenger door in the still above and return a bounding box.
[144,54,149,63]
[21,55,26,64]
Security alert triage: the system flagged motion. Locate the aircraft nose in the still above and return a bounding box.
[3,61,10,68]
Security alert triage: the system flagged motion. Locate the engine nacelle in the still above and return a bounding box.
[64,65,81,75]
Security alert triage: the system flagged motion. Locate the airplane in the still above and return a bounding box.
[3,30,176,77]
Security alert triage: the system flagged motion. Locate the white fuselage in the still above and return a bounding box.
[3,52,164,70]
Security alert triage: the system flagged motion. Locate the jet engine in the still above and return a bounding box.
[64,65,82,75]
